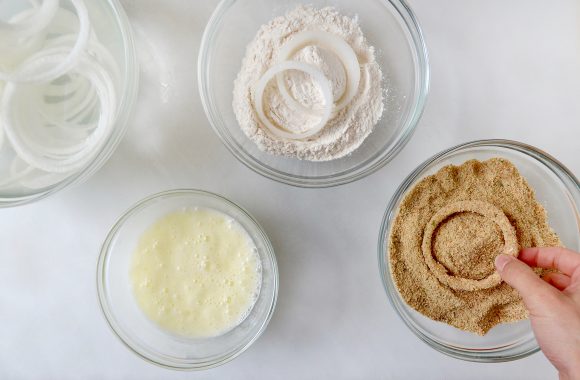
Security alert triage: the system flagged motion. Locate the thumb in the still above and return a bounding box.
[495,254,559,313]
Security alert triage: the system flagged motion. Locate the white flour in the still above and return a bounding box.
[233,6,384,161]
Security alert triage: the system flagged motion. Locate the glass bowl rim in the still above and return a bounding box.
[96,189,279,370]
[377,138,580,362]
[197,0,430,188]
[0,0,140,207]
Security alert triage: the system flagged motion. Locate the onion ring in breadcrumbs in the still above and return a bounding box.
[421,200,518,292]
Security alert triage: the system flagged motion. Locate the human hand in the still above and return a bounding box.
[495,247,580,380]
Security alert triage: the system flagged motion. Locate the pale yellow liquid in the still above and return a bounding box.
[130,208,261,338]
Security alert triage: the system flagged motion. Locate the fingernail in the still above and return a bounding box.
[495,254,512,272]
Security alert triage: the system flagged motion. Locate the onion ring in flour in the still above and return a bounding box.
[276,30,361,113]
[254,61,333,140]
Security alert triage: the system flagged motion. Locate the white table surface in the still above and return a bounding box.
[1,0,579,378]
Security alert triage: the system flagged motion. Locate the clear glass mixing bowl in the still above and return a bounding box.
[97,189,279,370]
[378,139,580,362]
[198,0,429,187]
[0,0,138,207]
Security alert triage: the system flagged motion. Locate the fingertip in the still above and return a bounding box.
[495,253,538,289]
[495,254,513,273]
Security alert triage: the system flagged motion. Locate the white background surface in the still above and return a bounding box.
[1,0,579,378]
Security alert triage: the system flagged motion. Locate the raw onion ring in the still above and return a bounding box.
[0,0,59,37]
[0,8,49,66]
[0,0,90,84]
[0,81,4,152]
[1,53,117,173]
[0,157,34,189]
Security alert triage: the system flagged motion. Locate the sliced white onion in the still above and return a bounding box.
[13,88,93,157]
[4,86,79,157]
[253,61,333,140]
[19,171,69,189]
[42,72,87,97]
[8,47,106,138]
[276,30,361,113]
[56,95,99,129]
[19,167,70,190]
[0,0,121,190]
[1,53,117,173]
[0,0,90,84]
[31,36,120,129]
[0,81,4,152]
[0,119,3,154]
[0,10,49,69]
[86,40,122,88]
[39,63,114,158]
[44,32,122,87]
[45,6,87,35]
[39,71,96,123]
[0,0,59,37]
[10,156,35,180]
[0,157,34,189]
[0,156,67,190]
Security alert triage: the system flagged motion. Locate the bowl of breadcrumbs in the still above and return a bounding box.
[378,139,580,362]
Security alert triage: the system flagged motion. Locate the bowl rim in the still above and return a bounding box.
[377,139,580,362]
[198,0,430,188]
[0,0,140,208]
[96,189,279,370]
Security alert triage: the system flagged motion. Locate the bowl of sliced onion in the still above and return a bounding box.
[0,0,138,206]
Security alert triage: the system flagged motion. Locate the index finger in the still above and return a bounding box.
[519,247,580,276]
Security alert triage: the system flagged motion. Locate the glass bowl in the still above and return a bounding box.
[198,0,429,188]
[378,139,580,362]
[0,0,138,207]
[97,189,278,370]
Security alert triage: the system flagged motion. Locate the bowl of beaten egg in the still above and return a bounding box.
[97,189,278,370]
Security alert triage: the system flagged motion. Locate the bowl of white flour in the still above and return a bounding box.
[199,0,429,188]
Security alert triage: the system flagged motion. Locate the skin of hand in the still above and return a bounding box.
[495,247,580,380]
